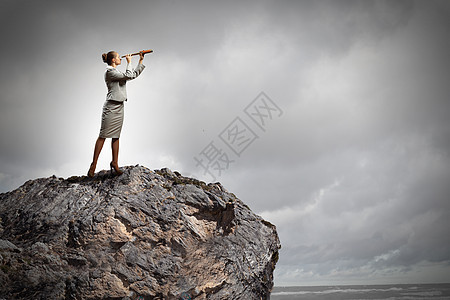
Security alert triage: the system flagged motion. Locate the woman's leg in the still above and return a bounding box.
[110,138,123,175]
[88,137,105,177]
[111,138,119,165]
[93,137,106,165]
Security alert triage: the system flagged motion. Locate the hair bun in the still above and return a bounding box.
[102,53,108,63]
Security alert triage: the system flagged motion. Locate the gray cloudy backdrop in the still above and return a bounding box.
[1,0,449,286]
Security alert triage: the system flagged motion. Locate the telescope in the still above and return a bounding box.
[121,50,153,58]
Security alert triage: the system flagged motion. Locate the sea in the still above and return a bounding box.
[271,283,450,300]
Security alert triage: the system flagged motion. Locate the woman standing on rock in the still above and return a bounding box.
[87,51,146,177]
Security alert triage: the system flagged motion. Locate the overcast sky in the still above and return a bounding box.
[1,0,450,286]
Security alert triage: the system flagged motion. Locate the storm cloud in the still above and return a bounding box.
[1,0,449,285]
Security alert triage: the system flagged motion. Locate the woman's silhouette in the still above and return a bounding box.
[88,51,146,177]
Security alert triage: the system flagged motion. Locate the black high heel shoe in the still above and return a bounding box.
[110,161,123,176]
[87,162,96,178]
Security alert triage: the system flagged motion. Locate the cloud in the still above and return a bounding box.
[1,0,450,286]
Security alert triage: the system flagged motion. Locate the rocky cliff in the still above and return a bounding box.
[0,166,280,299]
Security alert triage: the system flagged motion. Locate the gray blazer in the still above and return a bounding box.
[105,63,145,102]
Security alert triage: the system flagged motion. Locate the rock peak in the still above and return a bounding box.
[0,165,280,299]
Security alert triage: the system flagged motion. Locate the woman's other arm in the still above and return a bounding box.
[107,53,145,81]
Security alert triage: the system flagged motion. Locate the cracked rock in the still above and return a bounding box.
[0,165,280,299]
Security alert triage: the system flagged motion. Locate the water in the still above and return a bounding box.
[271,283,450,300]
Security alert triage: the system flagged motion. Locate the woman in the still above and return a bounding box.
[87,50,146,177]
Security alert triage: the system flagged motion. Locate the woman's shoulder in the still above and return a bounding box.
[105,66,118,73]
[105,67,125,79]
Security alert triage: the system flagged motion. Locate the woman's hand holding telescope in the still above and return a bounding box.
[121,50,153,58]
[121,50,152,64]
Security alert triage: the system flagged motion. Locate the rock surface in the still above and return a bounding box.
[0,166,280,299]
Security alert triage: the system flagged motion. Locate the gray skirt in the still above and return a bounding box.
[99,100,124,138]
